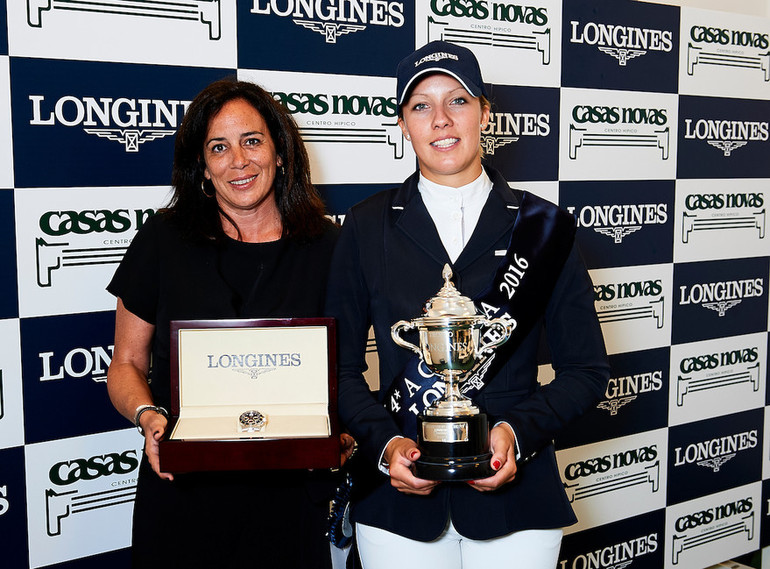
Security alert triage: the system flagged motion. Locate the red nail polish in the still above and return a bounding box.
[492,460,501,470]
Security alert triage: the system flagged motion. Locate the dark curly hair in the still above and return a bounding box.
[166,78,329,241]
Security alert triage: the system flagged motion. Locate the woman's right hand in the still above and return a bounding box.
[384,437,439,495]
[140,411,174,481]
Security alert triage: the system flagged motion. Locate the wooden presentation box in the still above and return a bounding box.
[159,318,340,473]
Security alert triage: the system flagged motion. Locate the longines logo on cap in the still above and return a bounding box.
[271,89,404,159]
[673,429,757,472]
[27,0,223,40]
[45,448,138,537]
[481,110,550,155]
[559,533,658,569]
[39,345,114,383]
[426,1,551,65]
[569,105,669,160]
[563,444,659,502]
[672,497,754,565]
[206,351,301,380]
[567,203,667,244]
[687,25,770,81]
[678,277,764,316]
[29,95,191,153]
[594,278,664,329]
[35,207,155,288]
[569,20,673,66]
[251,0,405,43]
[598,369,663,416]
[683,117,768,157]
[681,191,765,244]
[414,52,459,67]
[676,346,760,406]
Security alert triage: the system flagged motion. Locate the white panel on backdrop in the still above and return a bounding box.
[0,319,24,449]
[415,0,563,88]
[664,482,761,569]
[559,88,679,181]
[589,263,674,355]
[239,69,417,184]
[557,428,669,534]
[669,332,767,426]
[0,57,13,189]
[7,0,236,68]
[14,186,171,318]
[508,180,559,205]
[674,179,770,263]
[24,429,143,568]
[679,8,770,100]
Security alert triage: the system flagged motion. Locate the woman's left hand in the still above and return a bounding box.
[467,423,518,492]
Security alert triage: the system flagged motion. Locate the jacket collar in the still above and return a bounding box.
[389,165,520,270]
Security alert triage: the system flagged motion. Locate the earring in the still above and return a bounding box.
[201,180,214,198]
[405,134,411,141]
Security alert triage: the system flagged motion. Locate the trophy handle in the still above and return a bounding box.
[478,319,513,355]
[391,320,422,356]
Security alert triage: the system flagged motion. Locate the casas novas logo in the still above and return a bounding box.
[429,0,548,25]
[29,95,191,153]
[48,449,139,486]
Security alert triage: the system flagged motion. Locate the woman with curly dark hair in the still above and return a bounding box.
[106,78,341,568]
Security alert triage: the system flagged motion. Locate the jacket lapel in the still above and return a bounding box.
[454,167,520,271]
[391,171,451,266]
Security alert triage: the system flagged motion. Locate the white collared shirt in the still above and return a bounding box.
[418,170,493,263]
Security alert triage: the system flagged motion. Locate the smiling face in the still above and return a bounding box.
[398,73,490,188]
[203,98,282,223]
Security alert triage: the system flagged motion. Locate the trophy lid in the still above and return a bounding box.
[423,264,478,318]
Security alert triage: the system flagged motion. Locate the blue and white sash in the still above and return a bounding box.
[385,192,576,440]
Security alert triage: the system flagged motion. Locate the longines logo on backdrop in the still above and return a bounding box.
[29,96,190,153]
[687,25,770,81]
[559,533,658,569]
[27,0,222,40]
[45,448,138,537]
[683,118,769,157]
[569,20,673,65]
[672,497,754,565]
[673,430,757,473]
[594,279,664,329]
[681,191,765,244]
[481,110,550,154]
[35,207,155,287]
[426,1,551,65]
[563,445,659,502]
[270,90,404,159]
[676,346,760,406]
[39,345,114,383]
[251,0,405,43]
[598,369,663,416]
[678,277,763,317]
[568,105,669,160]
[566,203,667,244]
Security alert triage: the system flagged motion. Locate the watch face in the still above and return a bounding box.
[238,410,266,432]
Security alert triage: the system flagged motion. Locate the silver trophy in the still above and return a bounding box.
[391,264,514,480]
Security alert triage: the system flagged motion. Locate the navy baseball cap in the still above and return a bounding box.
[396,41,488,106]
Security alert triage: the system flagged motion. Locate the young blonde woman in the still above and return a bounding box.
[326,41,610,568]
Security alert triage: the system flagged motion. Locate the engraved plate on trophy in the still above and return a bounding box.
[391,265,513,481]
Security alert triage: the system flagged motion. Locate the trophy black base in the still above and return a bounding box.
[412,413,495,482]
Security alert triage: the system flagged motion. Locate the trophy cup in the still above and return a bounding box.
[391,264,514,481]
